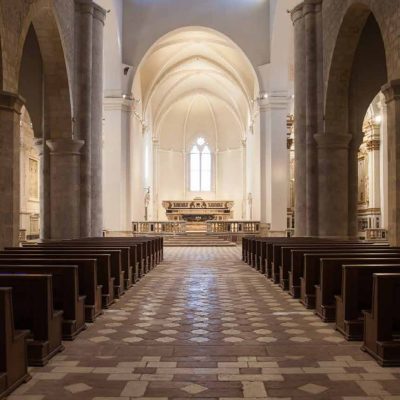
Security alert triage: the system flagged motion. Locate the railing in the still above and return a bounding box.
[365,228,388,241]
[206,220,260,234]
[132,221,187,235]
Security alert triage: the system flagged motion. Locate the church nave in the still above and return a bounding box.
[10,247,400,400]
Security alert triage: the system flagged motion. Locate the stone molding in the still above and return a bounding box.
[103,96,133,113]
[75,0,94,15]
[0,91,25,114]
[46,138,84,155]
[314,133,352,149]
[381,79,400,103]
[93,3,107,24]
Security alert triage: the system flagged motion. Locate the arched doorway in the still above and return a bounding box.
[322,7,389,239]
[125,27,260,229]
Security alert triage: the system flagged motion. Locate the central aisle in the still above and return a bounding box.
[13,247,400,399]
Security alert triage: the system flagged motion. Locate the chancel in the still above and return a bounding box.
[1,0,400,399]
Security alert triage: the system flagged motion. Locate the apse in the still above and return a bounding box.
[129,27,260,222]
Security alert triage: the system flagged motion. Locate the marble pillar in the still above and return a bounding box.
[46,138,84,239]
[90,4,106,236]
[33,138,51,239]
[0,92,24,248]
[314,133,351,237]
[291,5,307,236]
[304,0,320,236]
[75,0,93,237]
[381,80,400,245]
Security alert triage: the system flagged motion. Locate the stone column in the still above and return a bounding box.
[75,0,93,237]
[347,139,360,237]
[33,138,51,239]
[46,138,84,239]
[90,4,106,236]
[291,4,307,236]
[304,0,321,236]
[381,80,400,245]
[0,92,24,248]
[314,133,352,237]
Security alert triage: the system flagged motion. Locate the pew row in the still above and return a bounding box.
[335,264,400,340]
[0,256,103,321]
[362,272,400,366]
[0,287,31,399]
[0,274,64,366]
[0,265,86,340]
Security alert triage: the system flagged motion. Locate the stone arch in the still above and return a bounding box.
[17,1,73,139]
[324,4,388,136]
[322,3,389,239]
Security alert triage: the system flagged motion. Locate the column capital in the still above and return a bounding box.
[75,0,94,15]
[381,80,400,103]
[46,138,84,155]
[0,91,25,113]
[33,138,45,156]
[291,3,304,24]
[314,133,352,149]
[93,3,107,24]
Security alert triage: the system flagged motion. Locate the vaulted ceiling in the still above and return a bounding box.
[134,27,259,151]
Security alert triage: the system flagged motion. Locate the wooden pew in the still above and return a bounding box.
[362,272,400,366]
[0,287,31,399]
[17,244,125,296]
[0,255,102,321]
[0,248,118,310]
[300,251,400,308]
[335,264,400,340]
[266,237,352,283]
[316,256,400,322]
[59,241,138,283]
[0,265,85,340]
[0,274,63,366]
[279,243,376,291]
[289,246,398,298]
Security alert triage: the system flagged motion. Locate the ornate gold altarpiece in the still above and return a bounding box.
[162,199,234,222]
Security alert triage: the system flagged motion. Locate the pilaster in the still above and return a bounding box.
[381,79,400,245]
[0,91,24,248]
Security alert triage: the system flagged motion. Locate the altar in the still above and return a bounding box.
[162,199,234,230]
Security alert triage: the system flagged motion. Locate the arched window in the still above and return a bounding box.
[190,137,212,192]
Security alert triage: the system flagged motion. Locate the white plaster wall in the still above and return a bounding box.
[158,150,185,219]
[217,149,243,218]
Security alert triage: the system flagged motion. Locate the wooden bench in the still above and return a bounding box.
[0,265,86,340]
[0,248,117,309]
[362,272,400,366]
[300,251,400,308]
[271,240,368,284]
[335,264,400,340]
[0,287,31,399]
[279,243,375,291]
[0,274,64,366]
[16,245,125,296]
[288,246,398,298]
[0,255,102,321]
[315,256,400,322]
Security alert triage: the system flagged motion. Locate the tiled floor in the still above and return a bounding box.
[9,247,400,400]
